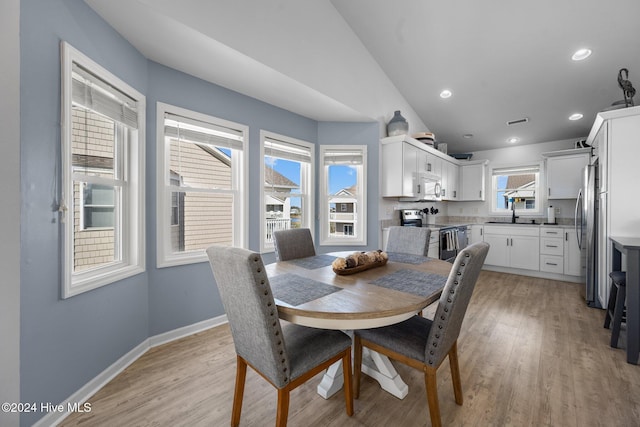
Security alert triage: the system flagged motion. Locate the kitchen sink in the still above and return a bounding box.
[485,221,539,225]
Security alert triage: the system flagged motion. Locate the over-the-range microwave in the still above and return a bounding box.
[399,172,442,202]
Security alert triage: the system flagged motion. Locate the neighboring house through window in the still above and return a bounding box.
[60,42,145,298]
[157,103,247,267]
[261,131,314,252]
[319,145,367,245]
[490,163,542,216]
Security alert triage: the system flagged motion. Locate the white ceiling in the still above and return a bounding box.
[85,0,640,153]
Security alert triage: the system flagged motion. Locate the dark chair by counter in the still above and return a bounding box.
[353,242,489,427]
[273,228,316,261]
[206,245,353,427]
[386,226,431,256]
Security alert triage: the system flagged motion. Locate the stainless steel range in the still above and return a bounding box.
[399,209,422,227]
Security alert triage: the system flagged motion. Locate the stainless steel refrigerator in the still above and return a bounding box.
[575,161,600,308]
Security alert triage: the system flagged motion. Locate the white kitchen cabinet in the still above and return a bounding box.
[381,138,424,197]
[460,161,487,201]
[428,231,439,258]
[563,227,582,277]
[469,224,483,244]
[448,161,459,200]
[381,135,461,200]
[540,227,564,273]
[483,225,540,270]
[441,160,459,201]
[585,106,640,307]
[543,149,590,199]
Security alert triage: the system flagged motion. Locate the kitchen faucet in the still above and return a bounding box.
[511,201,519,223]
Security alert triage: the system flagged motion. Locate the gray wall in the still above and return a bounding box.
[20,1,150,425]
[19,1,379,425]
[0,0,21,425]
[146,63,319,335]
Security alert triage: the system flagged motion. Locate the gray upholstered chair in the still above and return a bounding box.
[353,242,489,427]
[206,245,353,427]
[272,228,316,261]
[386,226,431,256]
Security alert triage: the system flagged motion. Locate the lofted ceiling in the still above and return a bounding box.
[85,0,640,153]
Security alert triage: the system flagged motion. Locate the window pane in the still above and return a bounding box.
[72,107,117,176]
[328,164,358,238]
[264,156,301,192]
[83,183,115,228]
[494,173,537,211]
[170,192,233,252]
[170,138,232,190]
[264,195,304,244]
[73,181,117,272]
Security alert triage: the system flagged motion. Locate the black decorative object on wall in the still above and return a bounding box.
[618,68,636,107]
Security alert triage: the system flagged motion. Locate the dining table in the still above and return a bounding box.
[265,250,453,399]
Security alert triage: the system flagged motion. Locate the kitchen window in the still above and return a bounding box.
[261,131,314,252]
[60,42,145,298]
[490,163,542,216]
[157,103,247,267]
[319,145,367,246]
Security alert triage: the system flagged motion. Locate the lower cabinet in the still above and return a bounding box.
[483,226,540,271]
[539,227,583,276]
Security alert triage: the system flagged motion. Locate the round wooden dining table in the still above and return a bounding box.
[265,250,454,399]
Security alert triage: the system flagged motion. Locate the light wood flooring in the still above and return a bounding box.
[61,271,640,426]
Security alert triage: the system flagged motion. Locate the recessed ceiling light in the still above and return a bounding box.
[463,133,473,139]
[507,137,520,144]
[572,48,592,61]
[569,113,584,121]
[440,89,452,99]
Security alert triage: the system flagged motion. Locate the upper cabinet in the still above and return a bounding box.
[459,160,488,201]
[543,148,590,199]
[382,136,428,198]
[441,160,459,200]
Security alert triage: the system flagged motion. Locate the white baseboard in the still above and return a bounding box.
[34,314,228,427]
[482,264,585,283]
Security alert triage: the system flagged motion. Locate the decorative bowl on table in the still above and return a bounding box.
[332,250,388,275]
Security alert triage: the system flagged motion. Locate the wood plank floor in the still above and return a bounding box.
[61,271,640,426]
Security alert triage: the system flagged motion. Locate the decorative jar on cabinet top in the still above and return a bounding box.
[387,110,409,136]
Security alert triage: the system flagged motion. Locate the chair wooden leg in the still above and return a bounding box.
[353,335,362,399]
[448,341,463,405]
[342,349,354,416]
[276,388,290,427]
[232,355,247,427]
[425,366,442,427]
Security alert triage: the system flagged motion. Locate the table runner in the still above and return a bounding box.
[270,273,342,306]
[386,252,433,265]
[288,254,337,269]
[370,269,448,297]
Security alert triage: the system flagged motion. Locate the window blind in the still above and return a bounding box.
[322,148,364,165]
[164,113,244,150]
[71,63,138,129]
[492,165,539,175]
[264,137,312,164]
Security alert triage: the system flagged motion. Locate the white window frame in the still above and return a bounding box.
[489,161,543,216]
[156,102,248,267]
[260,131,314,253]
[60,41,145,298]
[319,145,367,246]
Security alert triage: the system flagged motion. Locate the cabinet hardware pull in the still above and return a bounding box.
[547,245,558,248]
[546,262,558,266]
[565,232,568,241]
[548,188,551,196]
[417,184,421,194]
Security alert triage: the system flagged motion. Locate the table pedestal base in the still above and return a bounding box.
[316,349,408,399]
